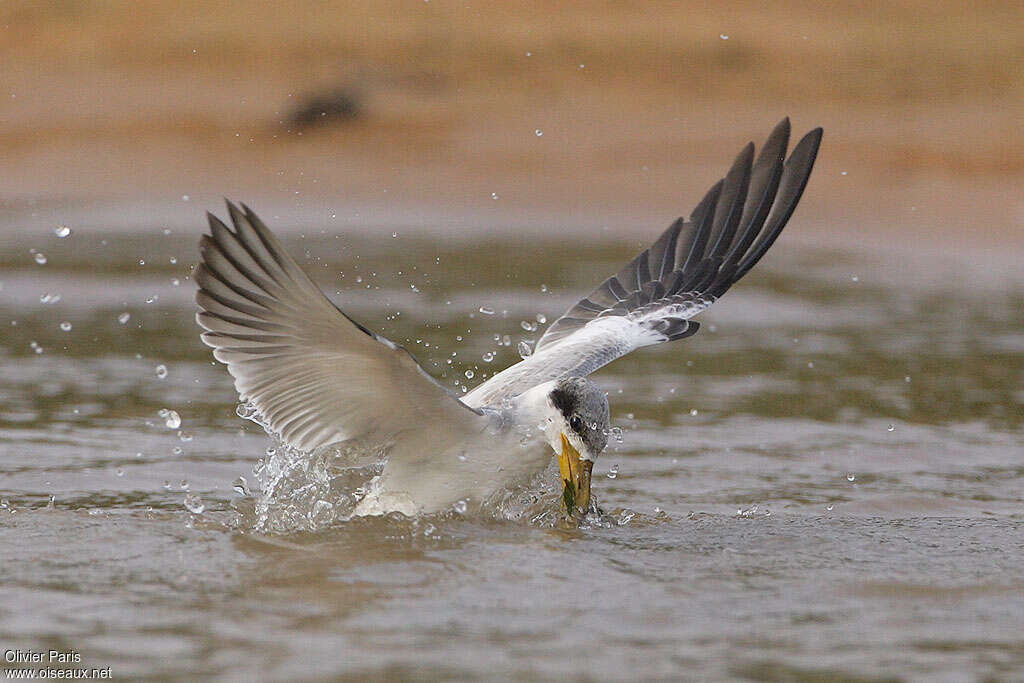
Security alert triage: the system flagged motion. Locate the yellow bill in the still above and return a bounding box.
[558,432,593,514]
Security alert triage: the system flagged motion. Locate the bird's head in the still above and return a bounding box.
[545,377,610,514]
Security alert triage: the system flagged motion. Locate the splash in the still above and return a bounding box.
[232,401,618,534]
[234,402,385,534]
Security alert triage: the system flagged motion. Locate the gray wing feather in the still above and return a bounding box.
[196,201,485,452]
[465,120,822,409]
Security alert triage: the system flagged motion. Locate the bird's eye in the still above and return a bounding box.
[569,415,583,433]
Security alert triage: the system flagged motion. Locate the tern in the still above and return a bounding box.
[195,119,822,517]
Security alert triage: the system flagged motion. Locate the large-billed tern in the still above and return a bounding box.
[195,119,822,518]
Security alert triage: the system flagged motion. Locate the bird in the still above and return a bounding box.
[194,118,822,518]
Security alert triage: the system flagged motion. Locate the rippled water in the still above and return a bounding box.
[1,215,1022,680]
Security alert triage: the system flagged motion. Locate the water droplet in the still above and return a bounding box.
[391,231,398,238]
[39,292,61,304]
[540,284,549,293]
[118,312,131,325]
[180,479,189,490]
[720,33,729,40]
[178,431,193,442]
[232,476,250,496]
[904,376,911,383]
[478,306,494,315]
[482,352,494,363]
[737,504,760,518]
[161,409,181,429]
[181,194,190,201]
[534,129,543,137]
[887,424,895,432]
[309,499,334,526]
[169,256,177,264]
[807,361,815,369]
[826,504,834,511]
[491,192,499,200]
[847,473,856,482]
[520,320,537,332]
[116,468,124,477]
[607,464,619,479]
[464,369,475,379]
[689,408,698,416]
[183,493,205,514]
[54,224,71,238]
[155,364,168,379]
[536,313,547,324]
[454,500,468,514]
[517,340,533,358]
[34,252,48,265]
[59,321,72,332]
[171,278,180,286]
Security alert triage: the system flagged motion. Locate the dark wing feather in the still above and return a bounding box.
[536,119,822,351]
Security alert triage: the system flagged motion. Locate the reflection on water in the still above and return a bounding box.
[1,222,1022,680]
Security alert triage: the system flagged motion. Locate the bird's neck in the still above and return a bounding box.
[508,381,561,450]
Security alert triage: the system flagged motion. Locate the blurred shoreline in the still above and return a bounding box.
[1,1,1021,247]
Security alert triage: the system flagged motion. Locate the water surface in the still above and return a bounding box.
[1,216,1022,680]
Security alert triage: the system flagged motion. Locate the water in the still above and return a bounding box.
[1,217,1023,680]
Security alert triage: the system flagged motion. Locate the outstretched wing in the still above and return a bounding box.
[195,201,486,452]
[463,119,822,409]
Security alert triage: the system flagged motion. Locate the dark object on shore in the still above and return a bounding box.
[287,88,361,129]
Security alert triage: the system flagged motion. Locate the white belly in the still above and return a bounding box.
[352,424,552,517]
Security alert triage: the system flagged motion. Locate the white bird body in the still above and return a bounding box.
[194,120,822,517]
[355,382,561,516]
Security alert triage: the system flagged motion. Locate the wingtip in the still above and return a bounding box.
[791,127,824,165]
[772,117,792,143]
[224,198,245,221]
[739,140,755,162]
[803,127,824,146]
